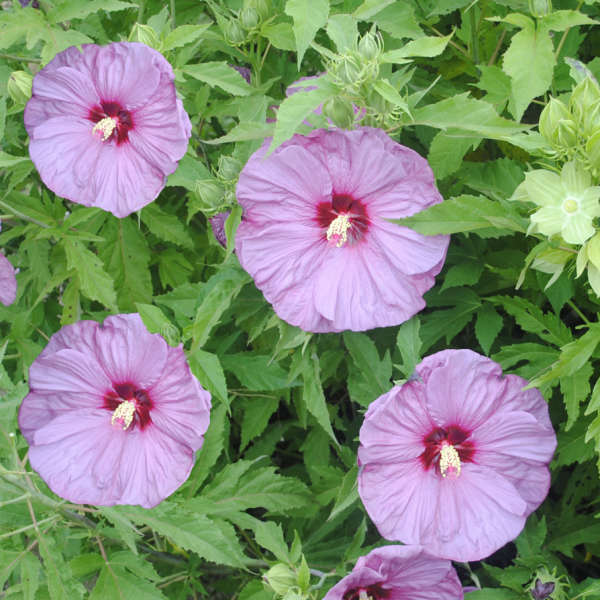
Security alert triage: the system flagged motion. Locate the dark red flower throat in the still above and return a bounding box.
[88,101,133,144]
[316,194,370,245]
[420,425,475,474]
[343,584,390,600]
[103,382,153,430]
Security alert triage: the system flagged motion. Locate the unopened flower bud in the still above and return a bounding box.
[244,0,271,22]
[323,96,355,129]
[217,155,243,182]
[570,76,600,134]
[209,211,230,247]
[7,70,32,104]
[529,0,552,17]
[531,578,555,600]
[129,23,160,49]
[539,98,575,145]
[263,564,297,596]
[224,20,246,45]
[240,7,259,30]
[586,130,600,174]
[358,31,381,61]
[336,54,362,86]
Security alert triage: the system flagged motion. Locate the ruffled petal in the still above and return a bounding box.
[0,253,17,306]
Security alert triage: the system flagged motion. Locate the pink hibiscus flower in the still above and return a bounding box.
[24,42,191,218]
[235,127,449,332]
[18,314,211,508]
[0,222,17,307]
[357,349,557,562]
[324,545,463,600]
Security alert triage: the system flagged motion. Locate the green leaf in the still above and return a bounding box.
[240,396,279,450]
[427,130,480,179]
[326,14,357,52]
[371,2,422,39]
[554,419,596,467]
[540,9,599,32]
[203,121,274,145]
[353,0,394,20]
[441,261,484,291]
[515,514,546,558]
[166,153,212,190]
[548,514,600,557]
[560,363,593,431]
[460,158,525,201]
[327,465,359,521]
[502,22,555,120]
[90,564,166,600]
[98,219,152,311]
[190,262,249,349]
[285,0,329,67]
[394,195,527,236]
[412,94,529,138]
[118,504,249,568]
[382,33,452,63]
[464,590,522,600]
[475,304,504,355]
[372,79,410,115]
[0,152,31,168]
[396,317,422,378]
[188,348,228,407]
[140,203,193,248]
[183,62,253,96]
[221,353,297,391]
[270,82,334,152]
[37,534,85,600]
[473,65,512,111]
[64,239,117,311]
[135,303,178,344]
[261,22,296,51]
[161,23,210,51]
[253,521,290,563]
[47,0,136,23]
[303,353,338,444]
[344,332,392,407]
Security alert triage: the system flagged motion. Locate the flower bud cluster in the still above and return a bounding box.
[262,557,311,599]
[327,30,383,96]
[539,76,600,176]
[223,0,271,45]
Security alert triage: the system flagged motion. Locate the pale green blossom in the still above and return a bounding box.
[514,161,600,245]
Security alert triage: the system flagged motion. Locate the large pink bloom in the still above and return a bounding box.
[0,222,17,306]
[235,127,449,332]
[358,349,557,562]
[18,314,211,508]
[324,545,463,600]
[24,42,191,218]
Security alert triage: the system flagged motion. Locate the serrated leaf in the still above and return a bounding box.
[203,121,274,145]
[64,239,117,311]
[327,465,358,521]
[184,62,253,96]
[540,9,599,32]
[90,564,166,600]
[560,363,593,431]
[353,0,394,20]
[382,33,452,63]
[372,79,410,115]
[285,0,329,67]
[326,14,357,52]
[503,22,555,120]
[515,514,546,558]
[475,304,503,355]
[253,521,290,563]
[47,0,135,23]
[412,94,529,138]
[37,534,85,600]
[396,317,422,378]
[240,396,279,450]
[221,353,297,391]
[261,22,296,51]
[554,419,596,467]
[140,203,193,248]
[371,2,422,39]
[118,504,248,568]
[98,219,152,311]
[161,24,210,51]
[428,130,480,179]
[188,348,228,406]
[303,353,338,444]
[442,261,484,291]
[394,194,527,236]
[0,152,31,168]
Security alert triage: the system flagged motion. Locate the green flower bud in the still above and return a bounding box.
[263,564,297,597]
[586,130,600,174]
[335,53,363,86]
[217,155,243,182]
[7,70,32,105]
[539,98,575,145]
[529,0,552,17]
[129,23,160,49]
[570,76,600,134]
[358,31,381,61]
[240,7,259,30]
[224,19,246,45]
[244,0,271,22]
[556,119,578,148]
[323,96,355,129]
[194,179,225,210]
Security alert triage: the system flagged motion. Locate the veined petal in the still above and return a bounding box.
[562,213,595,244]
[524,170,563,207]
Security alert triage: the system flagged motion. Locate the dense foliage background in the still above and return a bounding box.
[2,0,600,598]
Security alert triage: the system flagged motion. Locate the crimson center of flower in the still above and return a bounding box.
[103,382,153,431]
[343,584,390,600]
[89,101,133,145]
[316,194,370,247]
[420,425,475,478]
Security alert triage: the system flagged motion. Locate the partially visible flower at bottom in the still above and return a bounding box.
[232,65,252,84]
[0,252,17,306]
[209,211,230,247]
[18,314,211,508]
[323,545,463,600]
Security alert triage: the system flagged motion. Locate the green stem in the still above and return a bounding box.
[469,6,479,65]
[0,199,50,229]
[137,0,145,22]
[170,0,176,29]
[0,53,40,63]
[0,515,59,541]
[555,0,584,60]
[567,300,591,326]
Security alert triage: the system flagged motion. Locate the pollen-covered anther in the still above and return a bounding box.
[327,213,351,247]
[92,116,117,141]
[111,400,135,430]
[562,197,579,214]
[358,591,372,600]
[439,442,461,478]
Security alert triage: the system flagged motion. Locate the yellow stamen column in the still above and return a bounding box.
[439,443,461,478]
[327,214,351,247]
[111,400,136,430]
[92,117,117,141]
